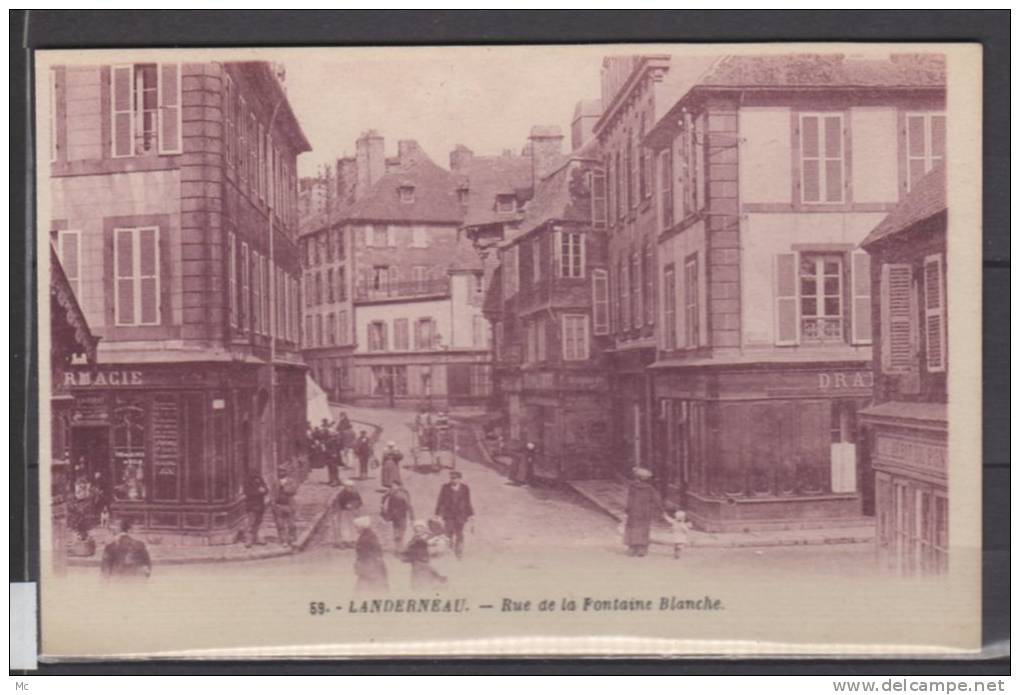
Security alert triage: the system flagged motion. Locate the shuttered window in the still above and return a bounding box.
[227,232,237,327]
[799,113,844,204]
[850,251,873,345]
[110,65,134,158]
[659,150,673,231]
[774,253,799,345]
[631,251,642,328]
[923,255,946,372]
[532,236,542,282]
[590,169,607,229]
[57,230,82,301]
[592,269,610,335]
[620,259,630,330]
[240,242,250,331]
[562,314,589,361]
[251,251,261,334]
[662,264,677,350]
[114,227,160,326]
[683,255,699,348]
[644,243,655,326]
[157,63,182,154]
[394,318,409,350]
[880,263,916,373]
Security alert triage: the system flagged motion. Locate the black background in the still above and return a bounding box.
[10,9,1009,676]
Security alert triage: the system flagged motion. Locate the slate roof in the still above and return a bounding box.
[699,53,946,89]
[516,139,602,236]
[460,153,534,228]
[860,165,946,249]
[344,149,466,225]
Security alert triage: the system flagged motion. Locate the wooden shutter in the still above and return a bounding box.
[880,263,916,373]
[552,229,562,277]
[923,255,946,372]
[111,65,134,157]
[592,269,609,335]
[850,251,873,345]
[157,63,182,154]
[590,170,607,228]
[114,229,135,324]
[774,253,799,345]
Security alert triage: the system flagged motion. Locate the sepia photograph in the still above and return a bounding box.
[34,42,983,660]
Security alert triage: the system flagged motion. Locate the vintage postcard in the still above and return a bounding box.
[35,43,982,659]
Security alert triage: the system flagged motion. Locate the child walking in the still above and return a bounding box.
[670,510,692,559]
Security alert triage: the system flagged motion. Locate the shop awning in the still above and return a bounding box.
[50,247,98,369]
[306,374,334,428]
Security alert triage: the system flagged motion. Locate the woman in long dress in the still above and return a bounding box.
[623,467,668,557]
[353,516,389,593]
[333,479,362,548]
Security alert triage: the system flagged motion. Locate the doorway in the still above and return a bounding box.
[70,426,112,501]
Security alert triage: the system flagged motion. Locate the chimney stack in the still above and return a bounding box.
[449,144,474,172]
[528,125,564,186]
[356,130,386,195]
[571,99,603,150]
[397,139,423,168]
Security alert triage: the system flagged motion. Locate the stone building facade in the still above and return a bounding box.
[300,135,529,408]
[859,166,948,574]
[47,59,310,544]
[642,53,946,531]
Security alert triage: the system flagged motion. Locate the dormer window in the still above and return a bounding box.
[398,185,415,204]
[496,194,516,213]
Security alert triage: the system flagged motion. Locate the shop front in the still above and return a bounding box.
[608,347,656,477]
[60,361,306,546]
[653,363,873,532]
[860,403,948,575]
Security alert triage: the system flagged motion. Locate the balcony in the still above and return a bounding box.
[354,278,451,303]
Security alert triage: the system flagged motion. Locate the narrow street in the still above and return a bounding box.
[61,406,877,595]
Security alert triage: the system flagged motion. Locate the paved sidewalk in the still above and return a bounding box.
[567,478,875,549]
[68,417,383,567]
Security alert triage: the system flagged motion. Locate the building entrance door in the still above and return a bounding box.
[70,425,112,503]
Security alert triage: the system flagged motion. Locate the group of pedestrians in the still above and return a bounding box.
[242,464,300,549]
[310,412,378,486]
[342,452,476,594]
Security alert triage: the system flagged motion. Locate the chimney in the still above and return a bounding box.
[356,130,386,194]
[571,99,603,150]
[449,144,474,172]
[528,125,564,185]
[336,156,358,203]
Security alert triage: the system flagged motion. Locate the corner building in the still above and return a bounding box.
[47,60,310,544]
[642,53,946,531]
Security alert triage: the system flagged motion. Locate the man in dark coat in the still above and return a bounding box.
[353,430,374,480]
[318,419,340,487]
[434,471,473,558]
[381,480,414,548]
[100,519,152,579]
[510,441,537,486]
[274,467,299,548]
[353,516,389,593]
[243,470,268,547]
[623,467,668,557]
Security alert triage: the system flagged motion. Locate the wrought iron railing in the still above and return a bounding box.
[354,278,450,302]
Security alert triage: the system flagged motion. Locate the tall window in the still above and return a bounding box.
[393,318,409,350]
[502,246,519,297]
[326,313,336,345]
[415,317,435,350]
[923,254,946,372]
[338,310,348,344]
[557,231,585,278]
[531,237,542,282]
[799,113,844,204]
[606,156,615,226]
[659,150,673,231]
[251,251,261,334]
[372,266,391,293]
[620,258,630,330]
[631,252,642,328]
[799,254,843,343]
[643,243,655,326]
[327,268,335,303]
[638,115,647,200]
[315,271,323,305]
[472,315,488,348]
[240,242,250,331]
[592,269,609,335]
[111,63,181,157]
[625,130,634,211]
[334,227,346,259]
[227,234,236,326]
[336,266,346,301]
[590,169,607,229]
[412,265,429,292]
[684,255,699,348]
[615,152,623,220]
[316,314,323,347]
[562,315,590,361]
[57,230,82,300]
[663,264,677,350]
[114,227,160,326]
[906,113,946,190]
[305,316,313,349]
